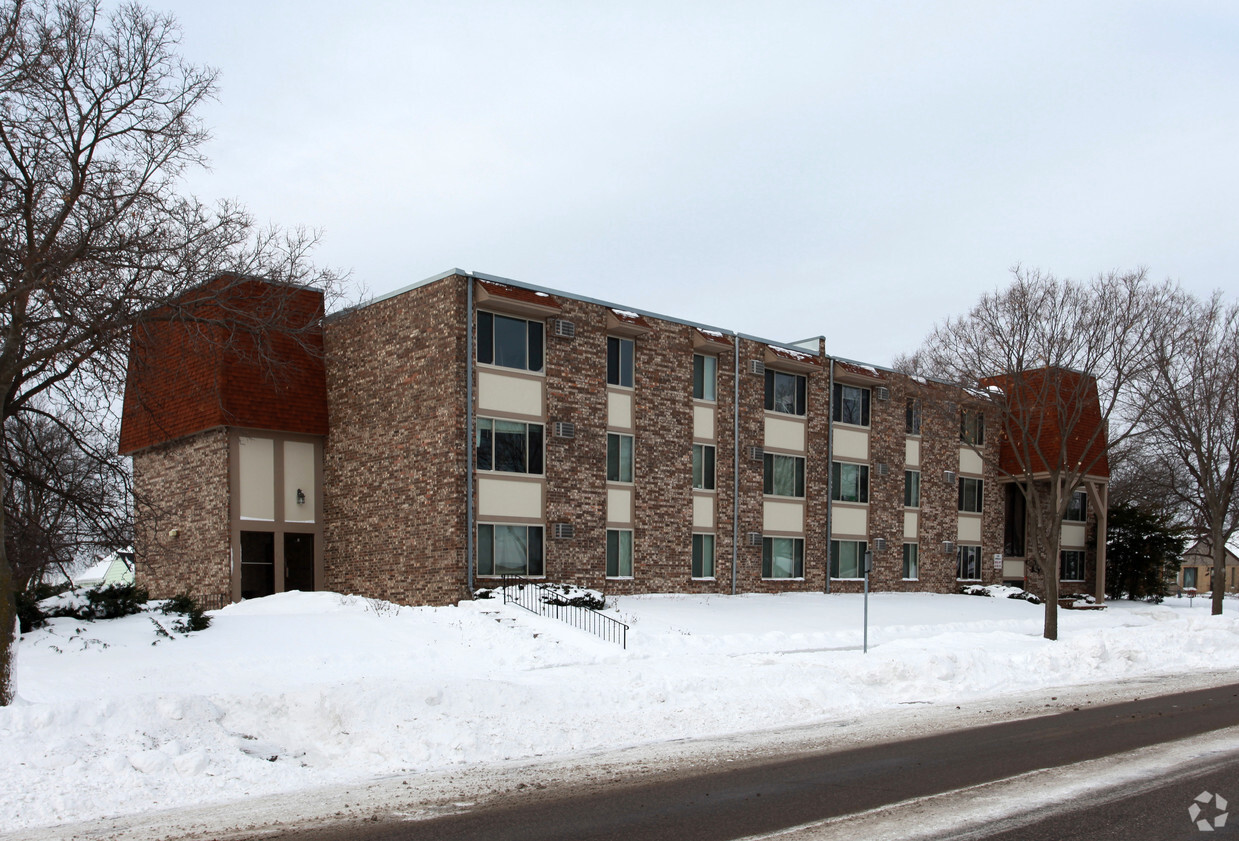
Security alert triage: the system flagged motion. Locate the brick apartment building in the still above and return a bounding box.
[119,270,1109,608]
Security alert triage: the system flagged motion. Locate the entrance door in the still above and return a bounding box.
[284,533,315,592]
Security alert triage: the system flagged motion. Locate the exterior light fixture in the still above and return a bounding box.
[296,489,306,505]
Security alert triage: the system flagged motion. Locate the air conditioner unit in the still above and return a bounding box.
[747,532,763,546]
[748,445,764,461]
[875,386,890,401]
[551,318,575,338]
[944,470,956,485]
[553,523,574,539]
[873,537,887,552]
[749,359,766,376]
[553,421,575,438]
[942,541,956,555]
[875,462,889,477]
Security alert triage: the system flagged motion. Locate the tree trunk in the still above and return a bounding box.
[1212,527,1226,616]
[0,465,15,706]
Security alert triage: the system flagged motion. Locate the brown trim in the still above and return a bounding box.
[606,310,654,337]
[475,280,562,317]
[693,329,732,351]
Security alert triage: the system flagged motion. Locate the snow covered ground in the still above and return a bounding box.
[2,588,1237,836]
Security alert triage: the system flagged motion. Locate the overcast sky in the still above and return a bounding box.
[158,1,1238,365]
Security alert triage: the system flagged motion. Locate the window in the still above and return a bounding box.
[903,543,919,580]
[607,337,634,387]
[693,354,717,401]
[1065,491,1087,522]
[957,545,981,580]
[477,524,544,576]
[607,433,633,482]
[830,539,868,579]
[692,533,715,579]
[833,383,870,426]
[240,530,275,599]
[693,444,716,490]
[906,397,921,435]
[477,311,543,372]
[904,470,921,508]
[1184,567,1198,589]
[764,453,806,497]
[1004,483,1027,556]
[958,477,984,513]
[763,537,805,579]
[476,418,544,474]
[765,369,807,416]
[831,461,869,503]
[607,529,633,578]
[1061,549,1085,582]
[961,409,985,446]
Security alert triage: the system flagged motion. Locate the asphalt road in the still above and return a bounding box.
[241,682,1239,841]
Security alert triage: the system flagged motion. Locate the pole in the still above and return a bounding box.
[863,549,871,653]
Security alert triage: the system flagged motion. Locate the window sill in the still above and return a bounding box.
[475,361,546,377]
[477,574,546,579]
[764,494,807,501]
[902,578,919,582]
[831,577,864,581]
[691,577,716,581]
[762,577,806,581]
[831,421,870,430]
[606,576,634,581]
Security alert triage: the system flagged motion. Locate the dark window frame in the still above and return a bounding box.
[833,382,871,426]
[477,310,544,373]
[765,369,807,416]
[607,336,635,388]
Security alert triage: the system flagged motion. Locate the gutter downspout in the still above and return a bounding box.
[466,275,475,596]
[732,332,740,596]
[825,356,834,594]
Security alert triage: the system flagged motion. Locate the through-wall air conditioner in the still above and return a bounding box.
[942,541,956,555]
[748,445,764,461]
[749,359,766,376]
[875,386,890,401]
[873,538,887,552]
[747,532,763,546]
[944,470,956,485]
[875,462,889,476]
[553,523,575,539]
[551,318,575,338]
[553,421,576,438]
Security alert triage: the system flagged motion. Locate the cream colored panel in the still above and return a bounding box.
[477,477,543,519]
[903,510,919,539]
[239,437,274,521]
[1061,523,1087,548]
[764,500,804,533]
[693,495,715,529]
[957,516,982,543]
[608,391,633,430]
[832,505,867,537]
[905,438,921,467]
[765,416,806,451]
[833,427,869,460]
[694,405,716,441]
[283,441,316,523]
[959,447,984,475]
[477,370,543,417]
[607,487,633,524]
[1003,559,1026,579]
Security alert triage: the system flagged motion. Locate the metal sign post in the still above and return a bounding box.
[863,549,872,653]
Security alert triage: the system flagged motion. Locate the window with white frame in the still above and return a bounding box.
[607,433,633,483]
[1060,549,1085,582]
[693,444,716,490]
[692,533,715,579]
[475,418,544,474]
[693,354,717,401]
[477,311,544,372]
[765,369,807,416]
[906,397,921,435]
[1065,491,1087,522]
[903,543,919,580]
[830,539,868,579]
[833,383,870,426]
[607,337,634,387]
[904,470,921,508]
[477,524,544,576]
[958,477,984,513]
[960,408,985,446]
[607,529,633,577]
[763,537,804,579]
[764,453,806,497]
[831,461,869,503]
[957,545,981,580]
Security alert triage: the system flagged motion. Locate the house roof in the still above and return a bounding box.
[1183,540,1239,567]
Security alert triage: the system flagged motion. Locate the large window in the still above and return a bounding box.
[904,470,921,508]
[240,530,275,600]
[833,383,870,426]
[476,418,544,474]
[957,545,981,580]
[831,461,869,503]
[692,533,715,579]
[763,537,804,579]
[1065,491,1087,522]
[693,354,717,401]
[1061,550,1085,582]
[830,539,867,579]
[477,311,543,372]
[958,477,984,513]
[764,453,806,497]
[960,409,985,446]
[607,337,634,387]
[903,543,919,580]
[607,433,633,482]
[765,369,807,415]
[477,524,544,576]
[607,529,633,578]
[693,444,716,490]
[1004,483,1027,556]
[906,397,921,435]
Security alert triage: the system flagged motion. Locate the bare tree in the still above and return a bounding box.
[0,1,338,705]
[904,267,1176,640]
[1137,291,1239,615]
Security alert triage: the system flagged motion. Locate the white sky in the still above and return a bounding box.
[158,1,1239,364]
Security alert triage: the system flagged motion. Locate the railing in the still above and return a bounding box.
[500,576,629,649]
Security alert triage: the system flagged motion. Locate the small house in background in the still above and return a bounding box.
[1176,540,1239,594]
[70,549,135,588]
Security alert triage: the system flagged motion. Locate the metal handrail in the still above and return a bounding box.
[499,576,629,649]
